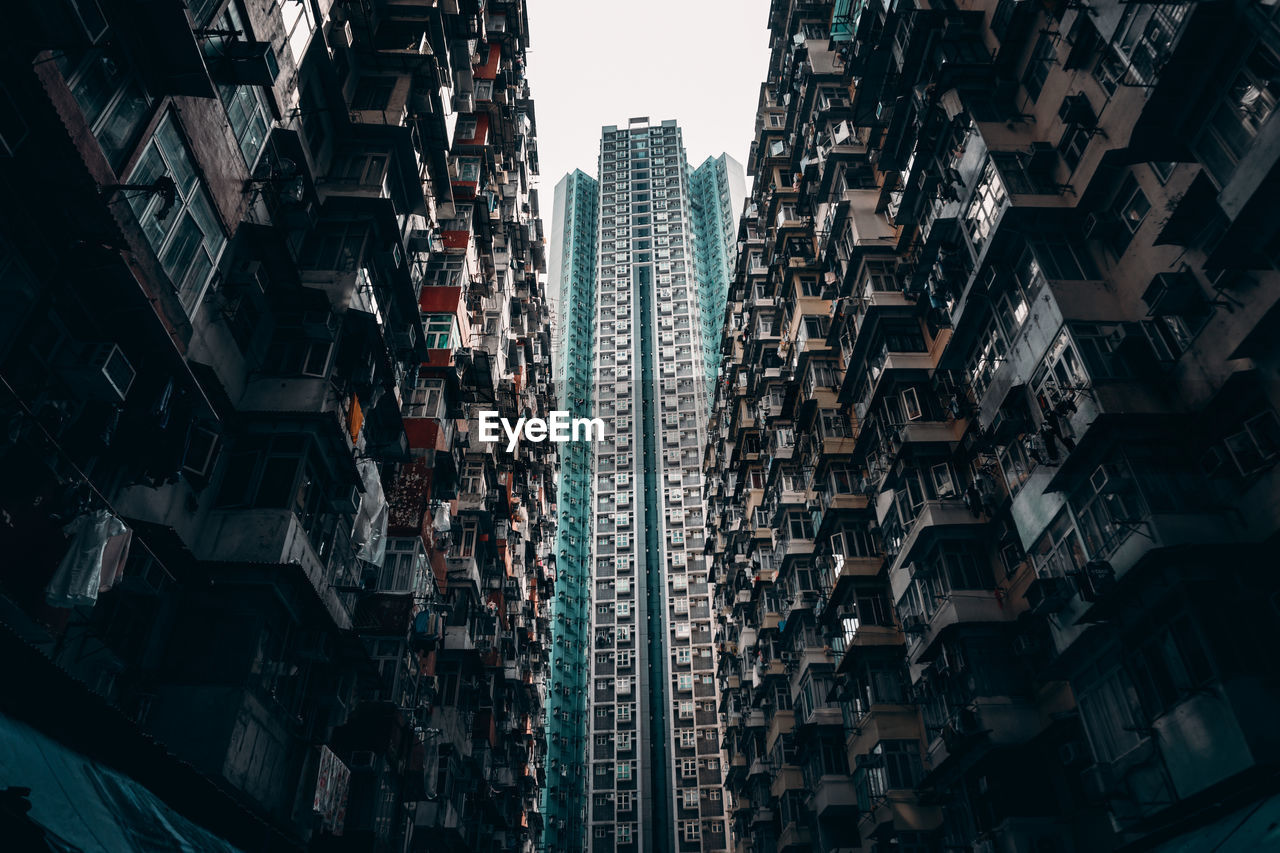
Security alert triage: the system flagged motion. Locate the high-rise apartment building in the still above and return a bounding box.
[0,2,554,851]
[690,154,748,398]
[547,119,744,853]
[544,168,599,850]
[708,1,1280,852]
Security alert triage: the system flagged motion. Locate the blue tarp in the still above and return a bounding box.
[0,713,243,853]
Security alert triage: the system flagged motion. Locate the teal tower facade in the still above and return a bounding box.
[689,154,747,399]
[548,119,744,853]
[544,169,599,851]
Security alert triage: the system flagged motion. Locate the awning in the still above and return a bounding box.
[0,712,243,852]
[1146,789,1280,852]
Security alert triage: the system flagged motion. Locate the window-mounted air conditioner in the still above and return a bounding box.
[219,41,280,87]
[61,342,135,404]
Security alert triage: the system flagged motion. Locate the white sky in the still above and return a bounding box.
[526,0,773,192]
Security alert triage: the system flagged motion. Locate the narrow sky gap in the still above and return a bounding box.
[527,0,772,188]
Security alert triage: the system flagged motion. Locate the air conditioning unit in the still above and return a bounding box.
[375,242,404,271]
[1058,93,1098,129]
[1075,559,1116,602]
[1025,575,1076,615]
[300,308,339,339]
[1022,141,1059,176]
[182,425,221,480]
[330,483,360,514]
[227,259,267,294]
[391,322,419,352]
[333,20,354,50]
[348,750,376,770]
[220,41,280,87]
[1083,211,1123,240]
[60,342,136,403]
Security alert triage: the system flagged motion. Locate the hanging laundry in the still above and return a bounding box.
[46,509,130,607]
[352,458,388,565]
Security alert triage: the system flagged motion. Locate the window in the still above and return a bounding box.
[1224,410,1280,476]
[403,377,445,419]
[339,151,389,187]
[264,329,333,378]
[991,151,1040,195]
[1029,236,1099,281]
[683,822,701,841]
[680,729,696,748]
[1029,510,1086,579]
[215,434,336,549]
[1022,33,1055,101]
[1078,666,1145,762]
[681,758,697,777]
[1059,124,1092,172]
[617,762,632,781]
[380,539,422,592]
[965,159,1008,252]
[1129,609,1214,717]
[802,315,829,340]
[424,315,453,349]
[1196,25,1280,185]
[352,77,395,111]
[300,221,370,271]
[202,5,271,167]
[901,387,922,421]
[280,0,316,65]
[223,85,272,167]
[127,114,227,312]
[1108,173,1150,255]
[56,45,152,171]
[1071,458,1146,559]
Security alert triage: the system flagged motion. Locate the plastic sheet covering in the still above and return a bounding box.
[352,459,387,566]
[0,712,243,852]
[312,745,349,836]
[45,510,131,608]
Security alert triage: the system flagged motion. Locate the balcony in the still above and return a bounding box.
[767,710,796,753]
[895,418,966,447]
[811,774,859,819]
[847,705,922,764]
[906,591,1011,664]
[886,499,986,571]
[770,767,805,798]
[778,821,814,852]
[926,700,1042,767]
[443,624,478,651]
[858,790,943,839]
[196,508,351,630]
[818,488,869,516]
[445,555,482,595]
